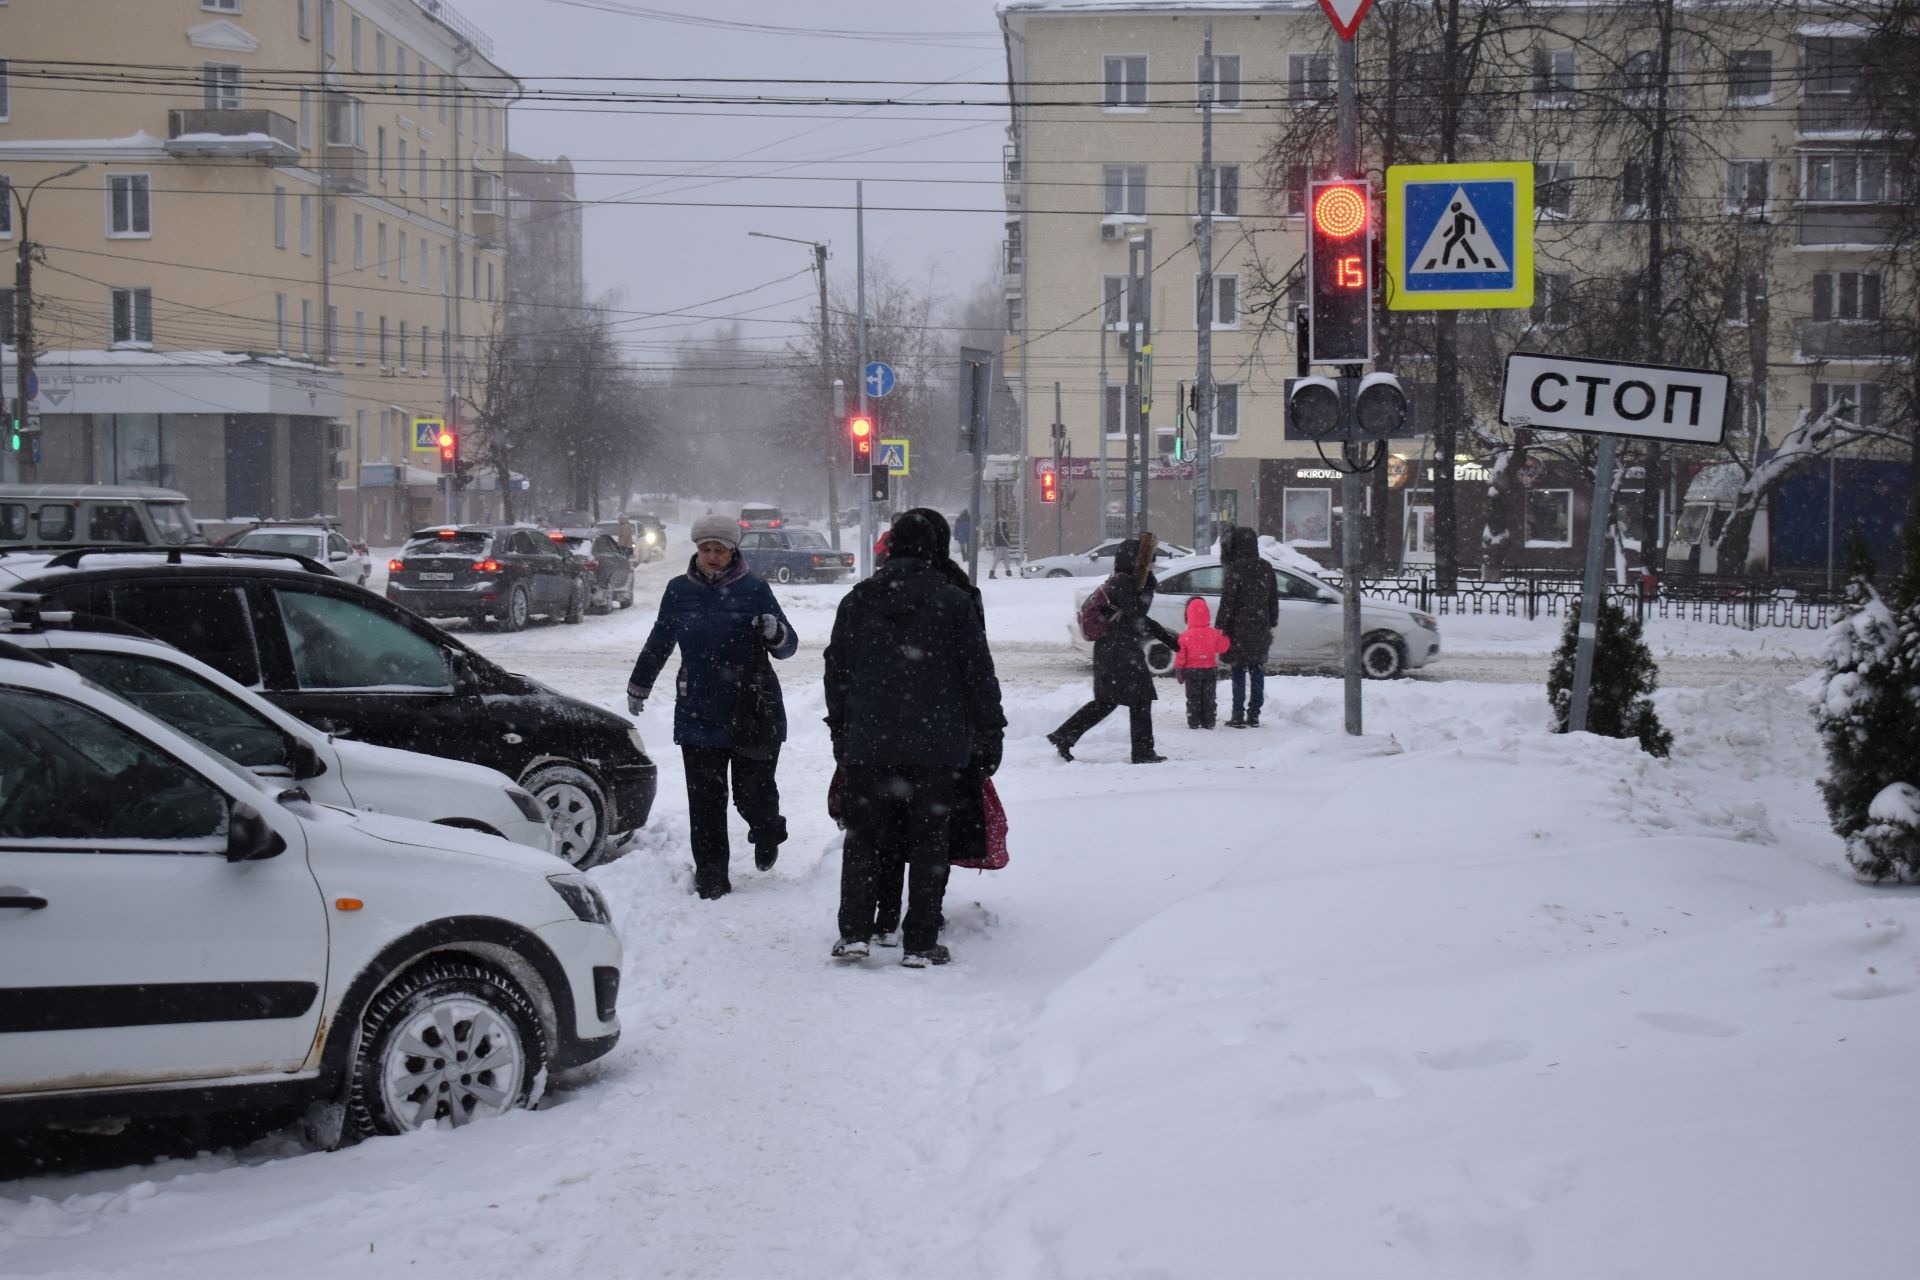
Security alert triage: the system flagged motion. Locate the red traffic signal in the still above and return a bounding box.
[1039,468,1058,504]
[850,415,874,475]
[437,427,457,466]
[1307,178,1373,364]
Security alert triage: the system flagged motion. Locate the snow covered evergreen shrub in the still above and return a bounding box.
[1814,552,1920,883]
[1546,597,1673,757]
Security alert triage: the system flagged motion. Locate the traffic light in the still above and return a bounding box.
[6,401,19,453]
[1287,375,1344,442]
[868,464,890,503]
[437,426,457,468]
[1039,468,1058,504]
[849,415,873,475]
[1354,371,1409,438]
[1307,178,1374,365]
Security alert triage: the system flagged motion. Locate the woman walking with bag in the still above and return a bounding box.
[627,514,798,899]
[1047,533,1178,764]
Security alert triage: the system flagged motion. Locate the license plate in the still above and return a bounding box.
[418,572,455,581]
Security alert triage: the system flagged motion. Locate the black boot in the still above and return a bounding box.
[1047,731,1074,761]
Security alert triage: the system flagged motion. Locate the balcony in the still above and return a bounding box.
[1003,143,1022,208]
[468,208,502,246]
[1799,319,1901,362]
[1799,93,1901,138]
[323,143,369,192]
[1798,203,1897,246]
[165,108,298,160]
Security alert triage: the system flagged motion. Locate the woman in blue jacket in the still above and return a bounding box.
[627,514,799,899]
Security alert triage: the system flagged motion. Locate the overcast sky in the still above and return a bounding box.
[453,0,1014,363]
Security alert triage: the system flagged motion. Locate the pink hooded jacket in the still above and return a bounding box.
[1173,596,1232,670]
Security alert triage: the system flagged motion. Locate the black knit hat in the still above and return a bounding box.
[887,509,942,561]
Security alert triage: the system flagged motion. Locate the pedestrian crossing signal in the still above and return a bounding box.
[1040,469,1058,504]
[1307,178,1373,365]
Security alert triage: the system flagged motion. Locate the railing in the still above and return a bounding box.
[1799,94,1898,136]
[1799,318,1900,360]
[413,0,494,58]
[1317,571,1847,630]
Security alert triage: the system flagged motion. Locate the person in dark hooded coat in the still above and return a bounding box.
[1213,525,1279,727]
[1047,533,1179,764]
[824,510,1005,967]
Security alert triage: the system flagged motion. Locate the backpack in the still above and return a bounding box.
[1078,583,1118,642]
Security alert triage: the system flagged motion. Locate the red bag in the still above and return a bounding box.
[1077,583,1116,642]
[952,777,1009,871]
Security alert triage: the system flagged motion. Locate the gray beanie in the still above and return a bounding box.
[690,514,741,550]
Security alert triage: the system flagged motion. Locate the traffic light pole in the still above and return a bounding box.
[1337,30,1364,737]
[855,181,872,578]
[7,164,87,483]
[1193,21,1216,555]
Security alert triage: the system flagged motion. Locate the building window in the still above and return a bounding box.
[272,184,286,248]
[1103,164,1147,217]
[298,88,312,149]
[352,309,364,361]
[417,60,430,110]
[1621,49,1659,104]
[1288,52,1332,105]
[1212,383,1240,438]
[397,146,408,194]
[440,159,449,208]
[375,126,386,183]
[0,289,12,346]
[487,262,496,301]
[321,0,335,56]
[349,15,362,72]
[418,145,428,201]
[202,62,243,110]
[1813,271,1882,322]
[1620,159,1647,217]
[325,92,363,147]
[325,304,337,358]
[398,231,409,281]
[1532,272,1573,328]
[0,178,9,239]
[107,174,152,238]
[324,207,336,263]
[1283,489,1333,546]
[439,244,449,295]
[1804,153,1897,203]
[1102,55,1147,109]
[1195,274,1239,329]
[398,320,408,369]
[472,256,480,301]
[300,298,312,354]
[1727,49,1772,103]
[1804,37,1863,96]
[0,59,10,122]
[1535,161,1575,218]
[375,32,387,82]
[1102,274,1141,331]
[378,314,388,366]
[1533,48,1577,107]
[352,212,364,269]
[418,237,428,289]
[299,192,312,254]
[397,46,407,92]
[275,293,286,351]
[1198,165,1240,217]
[1102,384,1125,437]
[377,221,388,276]
[297,0,309,39]
[1812,380,1883,425]
[1726,159,1770,213]
[109,287,152,346]
[421,326,431,373]
[1524,489,1573,547]
[1197,53,1241,109]
[203,0,241,10]
[438,75,449,122]
[1724,271,1767,326]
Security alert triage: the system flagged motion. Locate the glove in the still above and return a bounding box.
[756,613,783,643]
[627,693,645,716]
[973,733,1003,778]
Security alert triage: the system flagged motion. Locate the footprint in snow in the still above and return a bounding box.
[1637,1011,1741,1037]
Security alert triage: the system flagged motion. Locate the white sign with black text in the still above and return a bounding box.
[1499,352,1729,446]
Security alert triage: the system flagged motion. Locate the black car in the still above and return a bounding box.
[387,525,587,630]
[551,529,636,613]
[0,547,656,867]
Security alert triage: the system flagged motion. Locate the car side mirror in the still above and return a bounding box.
[329,550,349,561]
[287,738,326,781]
[227,801,287,863]
[450,649,482,692]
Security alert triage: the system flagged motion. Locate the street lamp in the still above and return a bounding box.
[747,229,838,547]
[10,163,90,477]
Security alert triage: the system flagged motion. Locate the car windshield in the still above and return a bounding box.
[742,508,781,521]
[239,532,322,557]
[788,530,829,548]
[148,502,197,545]
[560,538,592,554]
[405,531,490,554]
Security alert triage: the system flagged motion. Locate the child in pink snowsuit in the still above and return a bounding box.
[1173,595,1232,728]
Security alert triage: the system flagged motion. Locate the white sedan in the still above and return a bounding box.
[231,526,371,586]
[1021,537,1195,579]
[1068,553,1441,679]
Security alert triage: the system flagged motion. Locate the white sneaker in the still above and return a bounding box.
[873,930,901,948]
[831,938,870,960]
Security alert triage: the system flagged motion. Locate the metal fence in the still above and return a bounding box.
[1317,572,1845,630]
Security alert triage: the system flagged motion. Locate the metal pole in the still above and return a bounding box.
[1194,20,1216,554]
[1338,31,1363,736]
[1053,380,1065,556]
[1568,434,1619,733]
[1826,447,1836,590]
[816,243,839,550]
[969,357,988,583]
[1125,239,1141,536]
[11,164,88,486]
[1138,226,1153,535]
[856,181,872,578]
[1098,308,1109,544]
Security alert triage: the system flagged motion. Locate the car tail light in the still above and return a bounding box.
[547,531,566,542]
[811,555,825,566]
[475,559,501,572]
[388,559,405,572]
[438,529,457,539]
[738,519,750,527]
[769,519,782,527]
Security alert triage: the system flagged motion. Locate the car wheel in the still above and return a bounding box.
[346,959,548,1140]
[1144,640,1176,676]
[522,762,607,868]
[1361,633,1407,680]
[774,565,793,584]
[500,584,530,632]
[617,586,634,609]
[1047,569,1071,579]
[564,580,586,625]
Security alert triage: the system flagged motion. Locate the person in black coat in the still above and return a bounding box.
[824,510,1005,967]
[1214,525,1279,727]
[1048,532,1178,764]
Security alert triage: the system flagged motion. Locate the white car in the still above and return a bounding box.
[1069,553,1442,679]
[0,647,622,1142]
[1021,537,1195,579]
[1,613,554,855]
[231,525,371,586]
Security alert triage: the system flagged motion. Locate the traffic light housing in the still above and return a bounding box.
[868,464,890,503]
[437,427,457,469]
[1039,468,1058,504]
[849,415,873,475]
[1307,178,1373,365]
[7,401,19,453]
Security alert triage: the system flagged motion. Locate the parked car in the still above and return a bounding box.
[387,525,588,630]
[230,525,371,586]
[739,527,855,583]
[1,603,554,855]
[1068,553,1442,679]
[595,514,667,563]
[550,530,636,612]
[0,646,621,1142]
[738,503,784,531]
[0,483,205,549]
[1021,537,1195,579]
[0,547,656,866]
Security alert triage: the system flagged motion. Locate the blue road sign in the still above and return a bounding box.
[24,372,38,401]
[412,416,445,452]
[1386,162,1533,310]
[863,361,897,398]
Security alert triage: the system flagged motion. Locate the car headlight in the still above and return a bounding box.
[1411,611,1439,631]
[628,726,649,757]
[643,530,659,544]
[507,787,546,824]
[548,873,612,925]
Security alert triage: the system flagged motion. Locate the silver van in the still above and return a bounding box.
[0,484,206,548]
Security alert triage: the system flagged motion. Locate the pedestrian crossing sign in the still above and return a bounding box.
[411,416,445,453]
[876,439,910,476]
[1386,162,1533,311]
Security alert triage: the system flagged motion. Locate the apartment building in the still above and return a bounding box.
[0,0,515,539]
[504,151,585,338]
[999,1,1904,574]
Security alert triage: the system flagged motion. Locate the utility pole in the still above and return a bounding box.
[450,39,475,525]
[856,181,872,578]
[1097,306,1110,545]
[1194,20,1216,553]
[8,163,89,486]
[751,231,837,549]
[1125,230,1153,534]
[1052,380,1066,555]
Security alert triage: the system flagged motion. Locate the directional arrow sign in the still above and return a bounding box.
[1317,0,1374,40]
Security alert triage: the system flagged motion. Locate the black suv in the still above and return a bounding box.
[387,526,587,630]
[0,547,655,867]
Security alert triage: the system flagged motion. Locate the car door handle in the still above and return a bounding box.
[0,893,48,910]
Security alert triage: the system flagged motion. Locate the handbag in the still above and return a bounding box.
[729,643,782,761]
[951,776,1009,871]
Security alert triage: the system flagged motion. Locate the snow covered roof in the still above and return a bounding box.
[1683,462,1745,504]
[0,132,166,159]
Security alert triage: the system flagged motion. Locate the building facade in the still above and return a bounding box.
[999,0,1905,575]
[0,0,516,541]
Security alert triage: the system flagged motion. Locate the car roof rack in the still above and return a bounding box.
[42,544,332,575]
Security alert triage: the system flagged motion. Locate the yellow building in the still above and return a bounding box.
[0,0,516,541]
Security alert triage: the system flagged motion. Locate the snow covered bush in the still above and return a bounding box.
[1546,597,1673,758]
[1814,573,1920,883]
